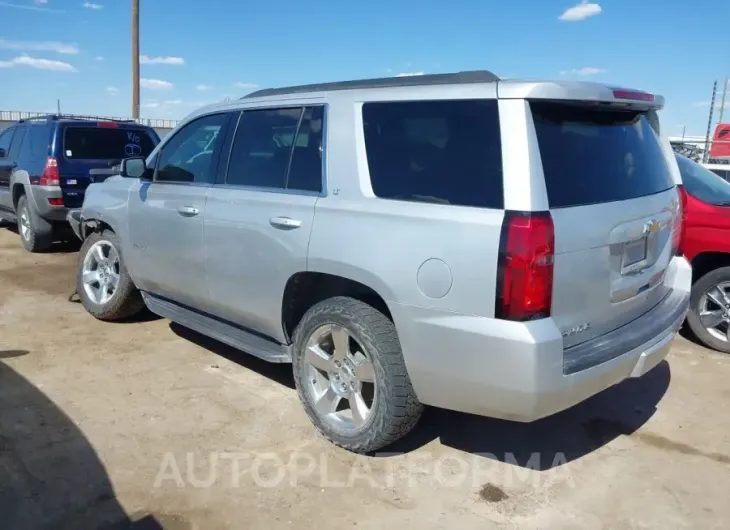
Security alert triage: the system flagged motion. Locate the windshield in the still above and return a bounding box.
[63,126,158,160]
[676,155,730,205]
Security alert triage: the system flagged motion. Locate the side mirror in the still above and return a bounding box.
[120,157,148,179]
[0,148,6,158]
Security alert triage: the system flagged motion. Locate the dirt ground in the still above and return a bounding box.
[1,227,729,530]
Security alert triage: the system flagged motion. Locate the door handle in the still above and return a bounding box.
[269,216,302,230]
[177,206,200,217]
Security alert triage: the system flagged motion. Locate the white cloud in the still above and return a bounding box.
[0,1,63,12]
[396,72,424,77]
[560,67,607,76]
[140,55,184,65]
[559,1,602,22]
[140,78,173,90]
[195,84,212,91]
[34,0,48,4]
[0,55,77,72]
[693,100,730,110]
[95,56,104,61]
[0,38,79,54]
[106,86,119,95]
[234,82,259,88]
[142,101,160,109]
[82,2,103,9]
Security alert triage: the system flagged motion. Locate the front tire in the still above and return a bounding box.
[686,266,730,354]
[77,230,145,321]
[292,297,424,453]
[16,195,52,253]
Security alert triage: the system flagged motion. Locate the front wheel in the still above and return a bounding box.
[686,266,730,354]
[77,230,145,321]
[292,297,424,453]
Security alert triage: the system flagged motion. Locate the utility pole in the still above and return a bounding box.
[703,80,718,163]
[132,0,140,120]
[718,76,728,126]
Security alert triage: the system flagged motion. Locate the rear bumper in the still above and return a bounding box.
[391,256,691,422]
[27,185,68,222]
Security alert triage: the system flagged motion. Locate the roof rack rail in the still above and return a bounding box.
[243,70,500,99]
[18,114,137,124]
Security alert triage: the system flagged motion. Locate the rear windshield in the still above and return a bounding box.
[362,100,503,209]
[676,156,730,205]
[708,167,730,181]
[531,102,674,208]
[63,126,157,160]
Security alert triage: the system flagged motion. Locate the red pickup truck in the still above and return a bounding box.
[676,153,730,352]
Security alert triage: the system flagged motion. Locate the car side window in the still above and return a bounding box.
[226,107,303,189]
[27,125,50,158]
[0,127,15,157]
[155,113,228,184]
[8,126,27,159]
[287,106,324,193]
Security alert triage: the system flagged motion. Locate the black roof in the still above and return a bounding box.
[243,70,500,99]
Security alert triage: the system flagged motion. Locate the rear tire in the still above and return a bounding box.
[16,195,52,253]
[77,230,145,321]
[686,266,730,354]
[292,296,424,453]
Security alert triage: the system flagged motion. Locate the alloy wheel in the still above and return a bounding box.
[303,324,377,431]
[81,240,121,305]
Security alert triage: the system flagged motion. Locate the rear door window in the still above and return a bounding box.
[362,100,503,208]
[531,102,674,208]
[8,125,26,158]
[63,126,157,160]
[0,127,15,157]
[225,105,324,193]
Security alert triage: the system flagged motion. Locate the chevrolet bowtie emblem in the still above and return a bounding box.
[643,220,661,234]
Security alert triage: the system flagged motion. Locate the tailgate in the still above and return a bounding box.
[529,100,680,348]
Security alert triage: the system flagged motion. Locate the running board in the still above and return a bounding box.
[142,292,292,363]
[0,211,17,223]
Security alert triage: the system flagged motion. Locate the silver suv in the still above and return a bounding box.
[70,71,691,453]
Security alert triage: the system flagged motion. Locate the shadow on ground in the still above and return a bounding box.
[382,360,672,469]
[169,323,295,389]
[166,319,671,471]
[3,225,81,254]
[0,353,184,529]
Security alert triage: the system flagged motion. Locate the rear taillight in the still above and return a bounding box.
[39,157,60,186]
[48,198,64,206]
[97,121,119,128]
[673,186,687,256]
[496,211,555,321]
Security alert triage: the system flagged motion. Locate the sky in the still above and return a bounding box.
[0,0,727,135]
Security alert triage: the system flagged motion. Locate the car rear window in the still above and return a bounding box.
[63,126,157,160]
[362,100,503,208]
[676,156,730,205]
[531,102,674,208]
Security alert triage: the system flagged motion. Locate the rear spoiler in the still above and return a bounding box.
[497,80,664,111]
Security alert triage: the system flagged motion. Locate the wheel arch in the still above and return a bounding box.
[281,267,395,344]
[9,170,31,210]
[690,252,730,283]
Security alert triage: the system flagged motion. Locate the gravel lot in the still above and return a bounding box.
[1,226,729,529]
